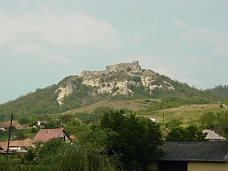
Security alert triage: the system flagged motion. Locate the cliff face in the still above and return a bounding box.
[56,77,77,106]
[56,61,174,106]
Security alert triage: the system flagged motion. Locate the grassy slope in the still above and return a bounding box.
[63,99,161,114]
[138,103,227,126]
[64,99,227,126]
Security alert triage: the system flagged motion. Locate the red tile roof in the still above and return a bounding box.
[0,142,8,151]
[10,138,32,147]
[32,128,65,144]
[0,121,19,128]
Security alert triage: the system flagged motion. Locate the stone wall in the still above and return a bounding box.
[80,70,107,78]
[80,61,142,78]
[106,61,142,73]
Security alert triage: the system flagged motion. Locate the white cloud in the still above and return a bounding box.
[130,32,141,44]
[174,19,190,30]
[0,7,120,48]
[180,29,228,55]
[180,29,223,43]
[180,30,201,42]
[134,55,206,88]
[0,14,19,47]
[16,43,43,53]
[21,0,28,7]
[47,54,74,66]
[150,26,166,32]
[214,41,228,55]
[169,40,181,51]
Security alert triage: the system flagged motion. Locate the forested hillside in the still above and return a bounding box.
[204,85,228,99]
[0,62,226,119]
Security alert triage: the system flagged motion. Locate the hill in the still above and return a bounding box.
[0,61,226,119]
[204,85,228,99]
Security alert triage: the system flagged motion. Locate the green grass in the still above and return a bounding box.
[137,103,227,126]
[0,129,37,142]
[0,131,18,141]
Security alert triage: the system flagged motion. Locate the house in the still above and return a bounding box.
[32,128,71,144]
[150,117,159,123]
[0,138,32,154]
[0,121,22,131]
[203,129,226,141]
[0,141,8,153]
[37,120,48,128]
[150,141,228,171]
[9,138,32,151]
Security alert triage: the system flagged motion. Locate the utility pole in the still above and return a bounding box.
[7,113,13,154]
[163,113,164,125]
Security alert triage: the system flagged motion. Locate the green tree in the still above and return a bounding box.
[46,127,123,171]
[64,119,87,136]
[200,112,217,130]
[166,125,207,142]
[24,148,35,163]
[126,67,132,72]
[28,118,37,127]
[133,76,141,82]
[37,138,64,159]
[215,111,228,138]
[165,118,183,129]
[100,110,164,171]
[59,114,74,124]
[16,130,25,140]
[44,120,58,129]
[18,117,29,125]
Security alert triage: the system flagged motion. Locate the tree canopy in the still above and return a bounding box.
[100,110,164,171]
[165,125,207,142]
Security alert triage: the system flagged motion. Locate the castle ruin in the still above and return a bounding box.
[80,61,142,78]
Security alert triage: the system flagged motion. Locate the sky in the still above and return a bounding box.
[0,0,227,104]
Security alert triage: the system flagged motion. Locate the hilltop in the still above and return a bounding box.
[0,61,226,118]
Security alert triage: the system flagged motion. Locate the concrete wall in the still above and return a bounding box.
[188,162,228,171]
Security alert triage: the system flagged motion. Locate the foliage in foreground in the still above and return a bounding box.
[100,110,164,171]
[1,134,123,171]
[200,110,228,138]
[165,125,207,141]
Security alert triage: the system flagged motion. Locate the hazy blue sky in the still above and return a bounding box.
[0,0,227,104]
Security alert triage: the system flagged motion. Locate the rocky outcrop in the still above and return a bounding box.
[55,61,174,106]
[55,77,77,106]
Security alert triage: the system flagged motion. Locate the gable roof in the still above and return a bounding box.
[0,142,8,151]
[0,121,20,128]
[32,128,66,144]
[9,138,32,147]
[158,141,228,162]
[0,138,32,152]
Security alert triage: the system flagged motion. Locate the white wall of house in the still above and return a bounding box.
[0,128,7,131]
[58,131,70,143]
[10,147,22,151]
